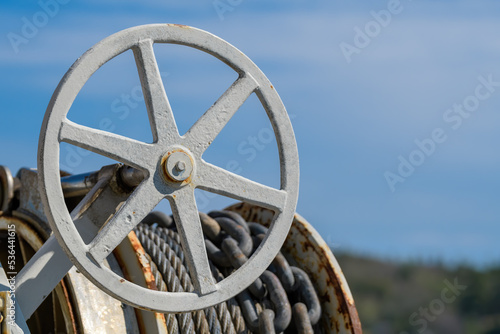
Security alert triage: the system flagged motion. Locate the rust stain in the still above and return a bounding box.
[169,23,190,29]
[155,312,167,330]
[160,148,194,185]
[114,232,168,332]
[129,231,159,291]
[295,221,362,332]
[59,279,78,334]
[129,232,169,331]
[226,202,363,333]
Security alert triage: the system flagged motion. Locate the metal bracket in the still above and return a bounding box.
[14,165,129,319]
[0,263,30,334]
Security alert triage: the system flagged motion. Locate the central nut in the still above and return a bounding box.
[163,151,193,182]
[175,161,186,172]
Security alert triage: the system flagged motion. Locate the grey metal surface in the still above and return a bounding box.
[0,214,140,334]
[66,263,140,333]
[14,169,49,231]
[0,264,30,333]
[14,234,73,319]
[0,166,14,214]
[135,209,326,333]
[15,166,129,319]
[37,24,299,313]
[112,232,169,334]
[0,215,76,334]
[60,167,144,198]
[227,203,363,333]
[60,171,99,198]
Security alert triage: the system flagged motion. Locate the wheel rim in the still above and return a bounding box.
[38,24,299,312]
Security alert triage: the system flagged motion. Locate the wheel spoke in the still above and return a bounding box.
[195,161,286,211]
[134,39,179,143]
[88,179,165,263]
[169,187,216,295]
[59,119,156,170]
[184,74,259,154]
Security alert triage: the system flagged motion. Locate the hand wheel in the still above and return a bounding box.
[38,24,299,312]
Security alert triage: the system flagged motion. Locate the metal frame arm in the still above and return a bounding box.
[15,166,129,319]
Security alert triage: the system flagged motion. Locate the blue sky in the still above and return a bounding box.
[1,0,500,267]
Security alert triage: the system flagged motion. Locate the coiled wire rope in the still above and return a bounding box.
[133,209,321,334]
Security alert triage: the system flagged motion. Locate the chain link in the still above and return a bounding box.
[136,209,322,333]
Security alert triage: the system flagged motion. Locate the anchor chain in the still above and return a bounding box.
[134,209,322,334]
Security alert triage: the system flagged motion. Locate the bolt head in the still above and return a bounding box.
[176,161,186,172]
[163,151,193,182]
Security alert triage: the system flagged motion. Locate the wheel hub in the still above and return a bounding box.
[38,23,299,313]
[163,150,194,182]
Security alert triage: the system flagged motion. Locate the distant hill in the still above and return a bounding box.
[335,253,500,334]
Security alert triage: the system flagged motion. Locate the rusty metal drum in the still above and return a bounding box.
[227,202,362,333]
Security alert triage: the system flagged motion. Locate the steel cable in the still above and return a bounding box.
[137,226,232,334]
[145,253,180,334]
[136,232,198,334]
[134,210,322,334]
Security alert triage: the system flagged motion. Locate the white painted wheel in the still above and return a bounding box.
[38,24,299,312]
